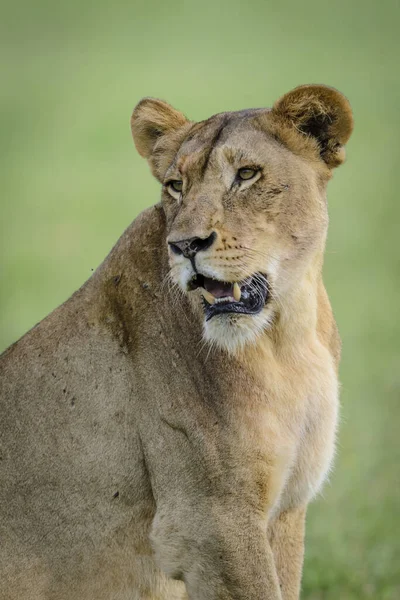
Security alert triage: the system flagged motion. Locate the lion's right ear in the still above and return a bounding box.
[131,98,190,180]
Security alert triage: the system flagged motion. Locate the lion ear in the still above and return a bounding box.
[131,98,190,179]
[270,84,354,168]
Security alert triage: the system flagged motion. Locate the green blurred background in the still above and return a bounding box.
[1,0,399,597]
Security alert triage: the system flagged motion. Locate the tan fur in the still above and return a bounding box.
[0,85,353,599]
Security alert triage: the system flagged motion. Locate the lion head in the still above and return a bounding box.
[131,85,353,352]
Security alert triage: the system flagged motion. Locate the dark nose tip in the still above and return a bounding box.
[169,232,216,259]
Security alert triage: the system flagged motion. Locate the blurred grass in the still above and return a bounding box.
[1,0,399,597]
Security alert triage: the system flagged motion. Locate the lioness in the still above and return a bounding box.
[0,84,353,600]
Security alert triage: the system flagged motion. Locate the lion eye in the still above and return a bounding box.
[169,180,183,193]
[238,168,257,181]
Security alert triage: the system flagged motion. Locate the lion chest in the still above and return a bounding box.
[264,349,340,516]
[203,344,340,519]
[146,338,339,521]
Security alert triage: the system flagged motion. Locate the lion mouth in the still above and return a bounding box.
[188,273,269,320]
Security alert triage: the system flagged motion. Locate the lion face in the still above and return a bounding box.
[131,86,353,352]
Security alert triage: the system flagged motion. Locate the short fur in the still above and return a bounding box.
[0,84,353,599]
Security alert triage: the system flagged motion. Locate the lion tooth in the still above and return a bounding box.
[233,282,241,302]
[202,290,216,305]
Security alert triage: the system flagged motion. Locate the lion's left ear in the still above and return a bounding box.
[131,98,191,180]
[270,84,354,168]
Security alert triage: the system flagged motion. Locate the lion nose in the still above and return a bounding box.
[169,232,217,259]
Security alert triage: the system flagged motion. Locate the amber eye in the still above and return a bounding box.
[238,167,257,181]
[169,180,183,193]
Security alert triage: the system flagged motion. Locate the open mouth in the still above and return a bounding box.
[188,273,269,320]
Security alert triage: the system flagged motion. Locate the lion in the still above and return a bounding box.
[0,84,353,600]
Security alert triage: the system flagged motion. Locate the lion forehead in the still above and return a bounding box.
[170,115,294,186]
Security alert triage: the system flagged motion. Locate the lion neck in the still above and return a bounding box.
[272,252,324,343]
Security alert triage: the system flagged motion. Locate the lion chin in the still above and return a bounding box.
[203,309,275,353]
